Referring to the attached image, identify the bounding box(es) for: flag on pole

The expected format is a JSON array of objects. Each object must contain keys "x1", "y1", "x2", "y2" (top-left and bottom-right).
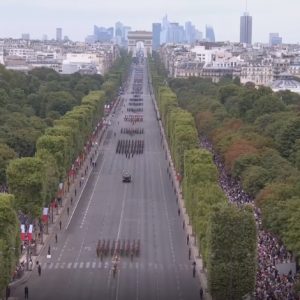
[
  {"x1": 28, "y1": 224, "x2": 33, "y2": 241},
  {"x1": 42, "y1": 207, "x2": 49, "y2": 223},
  {"x1": 20, "y1": 224, "x2": 25, "y2": 241}
]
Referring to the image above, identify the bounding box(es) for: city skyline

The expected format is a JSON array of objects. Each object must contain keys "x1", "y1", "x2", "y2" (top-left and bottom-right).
[{"x1": 0, "y1": 0, "x2": 299, "y2": 43}]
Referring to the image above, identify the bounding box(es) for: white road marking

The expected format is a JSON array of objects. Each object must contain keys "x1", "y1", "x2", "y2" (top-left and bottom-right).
[{"x1": 74, "y1": 239, "x2": 85, "y2": 263}]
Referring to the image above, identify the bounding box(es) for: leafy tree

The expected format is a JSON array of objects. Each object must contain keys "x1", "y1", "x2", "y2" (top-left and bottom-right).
[
  {"x1": 224, "y1": 139, "x2": 258, "y2": 172},
  {"x1": 0, "y1": 88, "x2": 9, "y2": 106},
  {"x1": 251, "y1": 95, "x2": 285, "y2": 120},
  {"x1": 29, "y1": 67, "x2": 58, "y2": 81},
  {"x1": 277, "y1": 90, "x2": 300, "y2": 106},
  {"x1": 36, "y1": 135, "x2": 68, "y2": 180},
  {"x1": 10, "y1": 88, "x2": 26, "y2": 104},
  {"x1": 232, "y1": 153, "x2": 261, "y2": 179},
  {"x1": 0, "y1": 143, "x2": 17, "y2": 185},
  {"x1": 35, "y1": 149, "x2": 59, "y2": 205},
  {"x1": 0, "y1": 194, "x2": 20, "y2": 294},
  {"x1": 207, "y1": 205, "x2": 256, "y2": 300},
  {"x1": 218, "y1": 84, "x2": 240, "y2": 104},
  {"x1": 45, "y1": 91, "x2": 77, "y2": 116},
  {"x1": 6, "y1": 157, "x2": 46, "y2": 216},
  {"x1": 276, "y1": 117, "x2": 300, "y2": 159},
  {"x1": 26, "y1": 93, "x2": 41, "y2": 115},
  {"x1": 241, "y1": 166, "x2": 270, "y2": 196},
  {"x1": 75, "y1": 76, "x2": 103, "y2": 95}
]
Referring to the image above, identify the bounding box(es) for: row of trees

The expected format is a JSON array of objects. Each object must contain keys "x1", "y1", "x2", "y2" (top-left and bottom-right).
[
  {"x1": 0, "y1": 52, "x2": 130, "y2": 292},
  {"x1": 169, "y1": 75, "x2": 300, "y2": 263},
  {"x1": 150, "y1": 58, "x2": 257, "y2": 299},
  {"x1": 156, "y1": 86, "x2": 198, "y2": 174}
]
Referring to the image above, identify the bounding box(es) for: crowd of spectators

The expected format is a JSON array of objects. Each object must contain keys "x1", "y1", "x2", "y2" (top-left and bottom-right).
[
  {"x1": 12, "y1": 262, "x2": 25, "y2": 280},
  {"x1": 201, "y1": 138, "x2": 299, "y2": 299}
]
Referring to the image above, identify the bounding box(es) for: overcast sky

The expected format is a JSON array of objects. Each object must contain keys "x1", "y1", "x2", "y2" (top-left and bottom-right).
[{"x1": 0, "y1": 0, "x2": 299, "y2": 43}]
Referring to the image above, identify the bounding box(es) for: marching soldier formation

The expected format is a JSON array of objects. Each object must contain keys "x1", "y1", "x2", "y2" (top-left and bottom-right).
[
  {"x1": 116, "y1": 139, "x2": 144, "y2": 157},
  {"x1": 121, "y1": 128, "x2": 144, "y2": 135},
  {"x1": 97, "y1": 60, "x2": 145, "y2": 279}
]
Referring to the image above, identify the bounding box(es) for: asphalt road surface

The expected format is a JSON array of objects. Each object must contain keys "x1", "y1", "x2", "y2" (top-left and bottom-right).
[{"x1": 12, "y1": 59, "x2": 200, "y2": 300}]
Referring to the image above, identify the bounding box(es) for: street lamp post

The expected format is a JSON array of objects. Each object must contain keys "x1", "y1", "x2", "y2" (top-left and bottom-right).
[
  {"x1": 39, "y1": 223, "x2": 44, "y2": 245},
  {"x1": 51, "y1": 204, "x2": 54, "y2": 224},
  {"x1": 25, "y1": 238, "x2": 31, "y2": 271}
]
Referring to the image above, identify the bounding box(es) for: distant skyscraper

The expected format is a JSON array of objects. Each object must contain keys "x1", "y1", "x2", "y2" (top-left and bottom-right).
[
  {"x1": 123, "y1": 26, "x2": 131, "y2": 44},
  {"x1": 185, "y1": 21, "x2": 196, "y2": 44},
  {"x1": 269, "y1": 33, "x2": 282, "y2": 46},
  {"x1": 240, "y1": 12, "x2": 252, "y2": 44},
  {"x1": 21, "y1": 33, "x2": 30, "y2": 40},
  {"x1": 115, "y1": 22, "x2": 124, "y2": 46},
  {"x1": 56, "y1": 28, "x2": 62, "y2": 42},
  {"x1": 42, "y1": 34, "x2": 48, "y2": 41},
  {"x1": 114, "y1": 22, "x2": 131, "y2": 47},
  {"x1": 93, "y1": 26, "x2": 114, "y2": 42},
  {"x1": 160, "y1": 15, "x2": 170, "y2": 44},
  {"x1": 152, "y1": 23, "x2": 161, "y2": 50},
  {"x1": 168, "y1": 23, "x2": 185, "y2": 44},
  {"x1": 205, "y1": 25, "x2": 215, "y2": 42},
  {"x1": 195, "y1": 30, "x2": 203, "y2": 42},
  {"x1": 162, "y1": 15, "x2": 169, "y2": 31},
  {"x1": 159, "y1": 15, "x2": 198, "y2": 45}
]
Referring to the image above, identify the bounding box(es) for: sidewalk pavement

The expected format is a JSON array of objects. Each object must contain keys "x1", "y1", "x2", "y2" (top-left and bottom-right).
[
  {"x1": 8, "y1": 100, "x2": 120, "y2": 291},
  {"x1": 148, "y1": 77, "x2": 212, "y2": 300}
]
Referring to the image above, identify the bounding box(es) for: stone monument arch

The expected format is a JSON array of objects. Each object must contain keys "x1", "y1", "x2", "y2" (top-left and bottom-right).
[{"x1": 127, "y1": 31, "x2": 153, "y2": 57}]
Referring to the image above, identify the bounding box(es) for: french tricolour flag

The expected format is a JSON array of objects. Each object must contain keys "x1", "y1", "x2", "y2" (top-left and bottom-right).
[
  {"x1": 27, "y1": 224, "x2": 33, "y2": 241},
  {"x1": 20, "y1": 224, "x2": 25, "y2": 241},
  {"x1": 42, "y1": 207, "x2": 49, "y2": 223}
]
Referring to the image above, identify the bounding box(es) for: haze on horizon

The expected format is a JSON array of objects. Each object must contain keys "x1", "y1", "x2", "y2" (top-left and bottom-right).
[{"x1": 0, "y1": 0, "x2": 299, "y2": 43}]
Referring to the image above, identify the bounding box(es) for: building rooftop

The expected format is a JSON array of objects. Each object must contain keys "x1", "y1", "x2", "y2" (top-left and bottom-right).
[{"x1": 271, "y1": 79, "x2": 300, "y2": 94}]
